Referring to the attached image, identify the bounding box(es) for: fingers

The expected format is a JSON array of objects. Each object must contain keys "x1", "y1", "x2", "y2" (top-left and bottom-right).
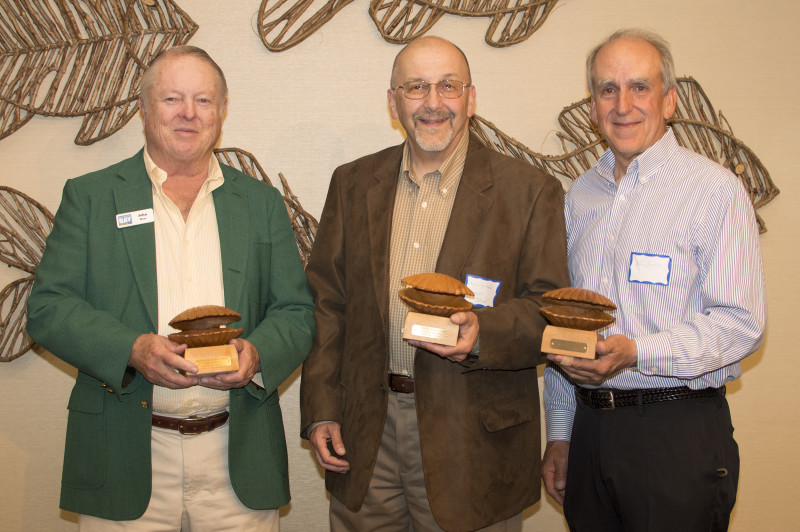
[
  {"x1": 129, "y1": 334, "x2": 198, "y2": 388},
  {"x1": 310, "y1": 423, "x2": 350, "y2": 473},
  {"x1": 200, "y1": 338, "x2": 259, "y2": 390}
]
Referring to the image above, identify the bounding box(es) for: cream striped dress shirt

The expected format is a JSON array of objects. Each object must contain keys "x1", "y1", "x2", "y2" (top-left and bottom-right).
[
  {"x1": 388, "y1": 132, "x2": 469, "y2": 377},
  {"x1": 144, "y1": 148, "x2": 230, "y2": 416}
]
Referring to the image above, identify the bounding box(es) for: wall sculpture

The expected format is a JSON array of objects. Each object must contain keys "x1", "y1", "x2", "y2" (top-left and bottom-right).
[
  {"x1": 259, "y1": 0, "x2": 562, "y2": 51},
  {"x1": 0, "y1": 0, "x2": 197, "y2": 145}
]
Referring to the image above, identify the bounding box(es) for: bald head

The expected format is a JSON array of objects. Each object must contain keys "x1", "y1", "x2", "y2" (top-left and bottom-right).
[{"x1": 390, "y1": 36, "x2": 472, "y2": 89}]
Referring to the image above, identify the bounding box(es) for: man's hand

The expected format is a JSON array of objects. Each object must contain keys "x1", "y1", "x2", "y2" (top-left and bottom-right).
[
  {"x1": 542, "y1": 440, "x2": 570, "y2": 506},
  {"x1": 547, "y1": 334, "x2": 637, "y2": 386},
  {"x1": 129, "y1": 333, "x2": 198, "y2": 388},
  {"x1": 309, "y1": 422, "x2": 351, "y2": 473},
  {"x1": 407, "y1": 311, "x2": 478, "y2": 363},
  {"x1": 200, "y1": 338, "x2": 261, "y2": 390}
]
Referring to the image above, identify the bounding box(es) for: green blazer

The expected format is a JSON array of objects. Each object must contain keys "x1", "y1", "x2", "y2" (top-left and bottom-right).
[{"x1": 27, "y1": 150, "x2": 315, "y2": 520}]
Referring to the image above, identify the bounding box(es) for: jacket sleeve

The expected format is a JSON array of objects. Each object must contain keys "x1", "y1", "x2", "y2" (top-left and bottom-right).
[
  {"x1": 470, "y1": 174, "x2": 570, "y2": 371},
  {"x1": 26, "y1": 178, "x2": 142, "y2": 392}
]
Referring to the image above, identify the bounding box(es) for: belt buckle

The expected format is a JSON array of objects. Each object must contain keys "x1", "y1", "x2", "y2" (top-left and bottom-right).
[
  {"x1": 597, "y1": 390, "x2": 615, "y2": 410},
  {"x1": 178, "y1": 416, "x2": 203, "y2": 435}
]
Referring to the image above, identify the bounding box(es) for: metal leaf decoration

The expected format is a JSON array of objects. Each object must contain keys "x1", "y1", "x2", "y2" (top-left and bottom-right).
[
  {"x1": 0, "y1": 187, "x2": 54, "y2": 361},
  {"x1": 257, "y1": 0, "x2": 561, "y2": 51},
  {"x1": 0, "y1": 0, "x2": 198, "y2": 145},
  {"x1": 0, "y1": 151, "x2": 318, "y2": 361},
  {"x1": 470, "y1": 76, "x2": 779, "y2": 232}
]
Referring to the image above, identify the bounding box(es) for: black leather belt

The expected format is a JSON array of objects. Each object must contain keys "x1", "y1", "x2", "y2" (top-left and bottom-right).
[
  {"x1": 576, "y1": 386, "x2": 724, "y2": 410},
  {"x1": 389, "y1": 374, "x2": 415, "y2": 394},
  {"x1": 152, "y1": 411, "x2": 229, "y2": 435}
]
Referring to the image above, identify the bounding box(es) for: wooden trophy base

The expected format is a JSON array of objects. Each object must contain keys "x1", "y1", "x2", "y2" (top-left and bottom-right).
[
  {"x1": 541, "y1": 325, "x2": 597, "y2": 362},
  {"x1": 184, "y1": 344, "x2": 239, "y2": 376},
  {"x1": 403, "y1": 312, "x2": 458, "y2": 347}
]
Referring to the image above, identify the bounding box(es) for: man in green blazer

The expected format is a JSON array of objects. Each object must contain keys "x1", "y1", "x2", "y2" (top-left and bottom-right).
[
  {"x1": 301, "y1": 37, "x2": 569, "y2": 531},
  {"x1": 27, "y1": 46, "x2": 314, "y2": 530}
]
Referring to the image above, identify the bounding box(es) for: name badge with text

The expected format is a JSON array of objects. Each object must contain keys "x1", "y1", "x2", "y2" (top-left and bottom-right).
[{"x1": 116, "y1": 208, "x2": 154, "y2": 229}]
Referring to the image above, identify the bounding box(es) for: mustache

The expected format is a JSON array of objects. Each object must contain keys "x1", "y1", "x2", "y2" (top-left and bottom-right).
[{"x1": 413, "y1": 110, "x2": 455, "y2": 122}]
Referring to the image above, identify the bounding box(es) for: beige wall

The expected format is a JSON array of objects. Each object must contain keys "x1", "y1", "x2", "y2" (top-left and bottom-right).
[{"x1": 1, "y1": 1, "x2": 797, "y2": 530}]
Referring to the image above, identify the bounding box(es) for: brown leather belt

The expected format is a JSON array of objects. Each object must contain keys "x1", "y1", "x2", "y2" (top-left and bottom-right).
[
  {"x1": 389, "y1": 374, "x2": 415, "y2": 394},
  {"x1": 152, "y1": 411, "x2": 229, "y2": 435},
  {"x1": 576, "y1": 386, "x2": 724, "y2": 410}
]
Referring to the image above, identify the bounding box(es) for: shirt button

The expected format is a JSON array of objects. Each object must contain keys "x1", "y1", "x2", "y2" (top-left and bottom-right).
[
  {"x1": 413, "y1": 242, "x2": 420, "y2": 249},
  {"x1": 602, "y1": 277, "x2": 609, "y2": 284},
  {"x1": 609, "y1": 235, "x2": 615, "y2": 242},
  {"x1": 421, "y1": 202, "x2": 428, "y2": 209},
  {"x1": 441, "y1": 188, "x2": 448, "y2": 195},
  {"x1": 651, "y1": 367, "x2": 659, "y2": 373}
]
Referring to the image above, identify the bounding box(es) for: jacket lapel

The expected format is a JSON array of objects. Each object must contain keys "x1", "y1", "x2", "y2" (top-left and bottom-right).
[
  {"x1": 436, "y1": 135, "x2": 494, "y2": 277},
  {"x1": 113, "y1": 151, "x2": 158, "y2": 331},
  {"x1": 366, "y1": 144, "x2": 403, "y2": 331},
  {"x1": 214, "y1": 168, "x2": 248, "y2": 312}
]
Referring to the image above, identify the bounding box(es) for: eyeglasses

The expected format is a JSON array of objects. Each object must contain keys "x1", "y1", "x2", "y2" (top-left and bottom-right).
[{"x1": 394, "y1": 80, "x2": 471, "y2": 100}]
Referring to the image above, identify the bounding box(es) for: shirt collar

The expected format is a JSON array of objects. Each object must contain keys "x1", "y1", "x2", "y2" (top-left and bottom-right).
[
  {"x1": 400, "y1": 130, "x2": 470, "y2": 196},
  {"x1": 143, "y1": 146, "x2": 225, "y2": 195},
  {"x1": 594, "y1": 127, "x2": 677, "y2": 185}
]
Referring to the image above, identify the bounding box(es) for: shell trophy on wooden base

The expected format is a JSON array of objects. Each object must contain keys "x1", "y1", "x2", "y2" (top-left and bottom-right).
[
  {"x1": 168, "y1": 305, "x2": 243, "y2": 375},
  {"x1": 399, "y1": 272, "x2": 473, "y2": 346},
  {"x1": 539, "y1": 287, "x2": 616, "y2": 366}
]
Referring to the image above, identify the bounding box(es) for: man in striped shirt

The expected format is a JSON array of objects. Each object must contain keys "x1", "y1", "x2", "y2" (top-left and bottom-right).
[{"x1": 542, "y1": 29, "x2": 766, "y2": 532}]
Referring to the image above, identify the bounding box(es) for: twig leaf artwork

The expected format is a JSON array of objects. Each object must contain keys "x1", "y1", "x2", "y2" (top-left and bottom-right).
[
  {"x1": 259, "y1": 0, "x2": 357, "y2": 52},
  {"x1": 0, "y1": 0, "x2": 198, "y2": 145},
  {"x1": 257, "y1": 0, "x2": 561, "y2": 51},
  {"x1": 0, "y1": 152, "x2": 317, "y2": 362},
  {"x1": 470, "y1": 77, "x2": 779, "y2": 232},
  {"x1": 0, "y1": 187, "x2": 54, "y2": 361}
]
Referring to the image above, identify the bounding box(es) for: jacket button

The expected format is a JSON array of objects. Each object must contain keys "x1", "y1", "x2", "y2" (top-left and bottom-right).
[
  {"x1": 141, "y1": 401, "x2": 149, "y2": 409},
  {"x1": 100, "y1": 383, "x2": 108, "y2": 388},
  {"x1": 106, "y1": 388, "x2": 115, "y2": 394}
]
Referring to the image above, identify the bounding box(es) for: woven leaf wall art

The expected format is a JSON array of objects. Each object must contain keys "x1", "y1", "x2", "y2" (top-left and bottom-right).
[
  {"x1": 0, "y1": 0, "x2": 198, "y2": 145},
  {"x1": 0, "y1": 150, "x2": 317, "y2": 362},
  {"x1": 258, "y1": 0, "x2": 561, "y2": 52},
  {"x1": 470, "y1": 77, "x2": 779, "y2": 233}
]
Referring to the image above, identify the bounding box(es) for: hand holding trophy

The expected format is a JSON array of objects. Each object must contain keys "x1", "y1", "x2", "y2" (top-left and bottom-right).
[{"x1": 540, "y1": 288, "x2": 616, "y2": 366}]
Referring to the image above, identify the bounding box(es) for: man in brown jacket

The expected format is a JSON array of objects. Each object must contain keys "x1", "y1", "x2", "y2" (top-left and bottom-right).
[{"x1": 301, "y1": 36, "x2": 569, "y2": 531}]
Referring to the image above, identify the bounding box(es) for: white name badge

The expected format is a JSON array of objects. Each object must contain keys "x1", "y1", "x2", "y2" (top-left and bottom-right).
[
  {"x1": 464, "y1": 274, "x2": 501, "y2": 308},
  {"x1": 116, "y1": 208, "x2": 154, "y2": 229},
  {"x1": 628, "y1": 252, "x2": 671, "y2": 286}
]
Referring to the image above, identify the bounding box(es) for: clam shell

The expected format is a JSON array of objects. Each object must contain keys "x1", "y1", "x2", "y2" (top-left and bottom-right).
[
  {"x1": 399, "y1": 287, "x2": 473, "y2": 317},
  {"x1": 542, "y1": 287, "x2": 616, "y2": 311},
  {"x1": 168, "y1": 327, "x2": 243, "y2": 348},
  {"x1": 401, "y1": 273, "x2": 474, "y2": 297},
  {"x1": 169, "y1": 305, "x2": 241, "y2": 331},
  {"x1": 540, "y1": 305, "x2": 615, "y2": 331}
]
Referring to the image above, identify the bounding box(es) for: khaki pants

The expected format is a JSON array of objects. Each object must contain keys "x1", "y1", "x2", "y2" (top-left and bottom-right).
[
  {"x1": 330, "y1": 392, "x2": 522, "y2": 532},
  {"x1": 79, "y1": 422, "x2": 279, "y2": 532}
]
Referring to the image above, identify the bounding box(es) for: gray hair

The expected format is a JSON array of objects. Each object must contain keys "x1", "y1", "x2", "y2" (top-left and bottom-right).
[
  {"x1": 586, "y1": 29, "x2": 676, "y2": 98},
  {"x1": 139, "y1": 45, "x2": 228, "y2": 105}
]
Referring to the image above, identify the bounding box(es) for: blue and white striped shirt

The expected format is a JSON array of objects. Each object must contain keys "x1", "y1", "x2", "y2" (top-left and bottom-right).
[{"x1": 544, "y1": 128, "x2": 767, "y2": 441}]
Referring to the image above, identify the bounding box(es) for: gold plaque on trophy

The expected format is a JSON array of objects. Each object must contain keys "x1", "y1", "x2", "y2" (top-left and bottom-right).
[
  {"x1": 399, "y1": 273, "x2": 474, "y2": 347},
  {"x1": 539, "y1": 288, "x2": 616, "y2": 365},
  {"x1": 168, "y1": 305, "x2": 242, "y2": 375}
]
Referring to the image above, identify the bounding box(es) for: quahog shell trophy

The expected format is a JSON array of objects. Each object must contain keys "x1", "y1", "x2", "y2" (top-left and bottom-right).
[
  {"x1": 168, "y1": 305, "x2": 242, "y2": 375},
  {"x1": 399, "y1": 273, "x2": 474, "y2": 347},
  {"x1": 540, "y1": 287, "x2": 617, "y2": 366}
]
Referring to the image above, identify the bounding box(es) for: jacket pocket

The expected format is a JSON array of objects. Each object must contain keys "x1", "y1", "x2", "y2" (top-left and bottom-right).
[
  {"x1": 62, "y1": 378, "x2": 106, "y2": 489},
  {"x1": 479, "y1": 396, "x2": 538, "y2": 432}
]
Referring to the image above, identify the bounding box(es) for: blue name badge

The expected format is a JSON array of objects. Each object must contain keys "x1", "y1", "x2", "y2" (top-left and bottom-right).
[{"x1": 628, "y1": 252, "x2": 671, "y2": 286}]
